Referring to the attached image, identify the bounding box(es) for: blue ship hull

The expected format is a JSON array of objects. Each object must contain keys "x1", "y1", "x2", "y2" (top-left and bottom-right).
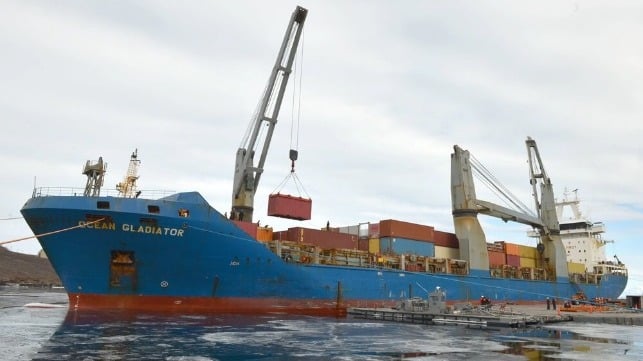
[{"x1": 21, "y1": 191, "x2": 627, "y2": 315}]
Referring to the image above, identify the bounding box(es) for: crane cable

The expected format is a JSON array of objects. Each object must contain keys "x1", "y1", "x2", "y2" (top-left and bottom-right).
[
  {"x1": 470, "y1": 153, "x2": 535, "y2": 217},
  {"x1": 289, "y1": 29, "x2": 304, "y2": 155},
  {"x1": 0, "y1": 218, "x2": 105, "y2": 246},
  {"x1": 272, "y1": 29, "x2": 309, "y2": 199}
]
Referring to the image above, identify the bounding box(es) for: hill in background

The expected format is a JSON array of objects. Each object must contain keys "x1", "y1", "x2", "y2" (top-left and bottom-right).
[{"x1": 0, "y1": 246, "x2": 61, "y2": 286}]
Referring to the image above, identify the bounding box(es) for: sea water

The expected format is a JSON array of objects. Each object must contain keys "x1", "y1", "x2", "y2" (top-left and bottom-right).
[{"x1": 1, "y1": 287, "x2": 641, "y2": 360}]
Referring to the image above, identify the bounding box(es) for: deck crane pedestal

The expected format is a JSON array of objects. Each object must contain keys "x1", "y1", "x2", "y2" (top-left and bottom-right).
[
  {"x1": 230, "y1": 6, "x2": 307, "y2": 222},
  {"x1": 450, "y1": 137, "x2": 568, "y2": 281}
]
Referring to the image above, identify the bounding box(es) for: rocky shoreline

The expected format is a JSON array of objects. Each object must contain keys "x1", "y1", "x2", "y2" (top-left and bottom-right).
[{"x1": 0, "y1": 246, "x2": 61, "y2": 287}]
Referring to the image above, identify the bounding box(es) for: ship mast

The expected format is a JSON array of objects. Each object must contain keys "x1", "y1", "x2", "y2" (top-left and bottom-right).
[{"x1": 116, "y1": 149, "x2": 141, "y2": 198}]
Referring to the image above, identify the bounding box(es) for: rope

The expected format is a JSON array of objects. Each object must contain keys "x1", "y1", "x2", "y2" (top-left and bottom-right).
[
  {"x1": 270, "y1": 170, "x2": 311, "y2": 199},
  {"x1": 0, "y1": 218, "x2": 104, "y2": 246},
  {"x1": 0, "y1": 217, "x2": 23, "y2": 221}
]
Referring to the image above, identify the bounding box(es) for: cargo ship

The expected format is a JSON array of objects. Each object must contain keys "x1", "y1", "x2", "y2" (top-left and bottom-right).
[{"x1": 20, "y1": 6, "x2": 627, "y2": 315}]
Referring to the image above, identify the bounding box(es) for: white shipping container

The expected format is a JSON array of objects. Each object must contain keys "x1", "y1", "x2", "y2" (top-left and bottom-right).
[{"x1": 434, "y1": 245, "x2": 459, "y2": 259}]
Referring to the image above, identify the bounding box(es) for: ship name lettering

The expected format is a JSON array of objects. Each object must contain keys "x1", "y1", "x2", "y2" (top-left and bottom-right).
[
  {"x1": 121, "y1": 224, "x2": 184, "y2": 237},
  {"x1": 78, "y1": 220, "x2": 116, "y2": 231}
]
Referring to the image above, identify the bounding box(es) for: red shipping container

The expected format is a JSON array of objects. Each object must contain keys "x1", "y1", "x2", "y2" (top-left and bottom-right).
[
  {"x1": 272, "y1": 230, "x2": 285, "y2": 240},
  {"x1": 433, "y1": 230, "x2": 459, "y2": 248},
  {"x1": 506, "y1": 254, "x2": 521, "y2": 267},
  {"x1": 357, "y1": 238, "x2": 369, "y2": 251},
  {"x1": 231, "y1": 220, "x2": 258, "y2": 239},
  {"x1": 283, "y1": 227, "x2": 357, "y2": 249},
  {"x1": 379, "y1": 219, "x2": 434, "y2": 242},
  {"x1": 267, "y1": 193, "x2": 312, "y2": 220},
  {"x1": 368, "y1": 223, "x2": 380, "y2": 238}
]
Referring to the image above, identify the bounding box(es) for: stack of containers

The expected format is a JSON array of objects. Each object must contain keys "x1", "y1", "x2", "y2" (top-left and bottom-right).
[
  {"x1": 518, "y1": 244, "x2": 537, "y2": 268},
  {"x1": 368, "y1": 223, "x2": 380, "y2": 254},
  {"x1": 434, "y1": 230, "x2": 460, "y2": 259},
  {"x1": 505, "y1": 243, "x2": 521, "y2": 267},
  {"x1": 379, "y1": 219, "x2": 435, "y2": 257},
  {"x1": 487, "y1": 241, "x2": 506, "y2": 267},
  {"x1": 272, "y1": 227, "x2": 357, "y2": 249}
]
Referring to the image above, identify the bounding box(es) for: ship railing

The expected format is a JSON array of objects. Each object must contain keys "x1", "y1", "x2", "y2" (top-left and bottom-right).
[{"x1": 31, "y1": 187, "x2": 176, "y2": 199}]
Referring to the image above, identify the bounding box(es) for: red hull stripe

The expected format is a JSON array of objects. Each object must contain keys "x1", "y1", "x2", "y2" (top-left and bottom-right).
[
  {"x1": 67, "y1": 293, "x2": 402, "y2": 316},
  {"x1": 66, "y1": 293, "x2": 549, "y2": 316}
]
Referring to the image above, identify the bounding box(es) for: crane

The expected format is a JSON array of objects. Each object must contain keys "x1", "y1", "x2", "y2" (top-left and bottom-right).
[
  {"x1": 525, "y1": 137, "x2": 568, "y2": 280},
  {"x1": 451, "y1": 137, "x2": 568, "y2": 280},
  {"x1": 230, "y1": 6, "x2": 308, "y2": 222}
]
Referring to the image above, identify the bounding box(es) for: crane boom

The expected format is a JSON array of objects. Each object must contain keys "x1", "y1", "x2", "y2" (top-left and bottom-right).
[
  {"x1": 231, "y1": 6, "x2": 308, "y2": 222},
  {"x1": 526, "y1": 136, "x2": 558, "y2": 235}
]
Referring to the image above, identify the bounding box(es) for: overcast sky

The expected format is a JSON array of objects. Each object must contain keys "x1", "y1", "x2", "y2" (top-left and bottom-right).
[{"x1": 1, "y1": 1, "x2": 642, "y2": 297}]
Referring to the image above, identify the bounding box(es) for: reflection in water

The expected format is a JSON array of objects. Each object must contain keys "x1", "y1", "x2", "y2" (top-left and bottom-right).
[
  {"x1": 494, "y1": 326, "x2": 637, "y2": 361},
  {"x1": 26, "y1": 309, "x2": 642, "y2": 361}
]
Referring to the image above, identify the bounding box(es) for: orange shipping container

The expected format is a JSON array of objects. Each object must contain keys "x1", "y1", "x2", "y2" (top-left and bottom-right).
[
  {"x1": 256, "y1": 226, "x2": 273, "y2": 241},
  {"x1": 488, "y1": 250, "x2": 506, "y2": 267},
  {"x1": 379, "y1": 219, "x2": 434, "y2": 242},
  {"x1": 505, "y1": 243, "x2": 521, "y2": 256}
]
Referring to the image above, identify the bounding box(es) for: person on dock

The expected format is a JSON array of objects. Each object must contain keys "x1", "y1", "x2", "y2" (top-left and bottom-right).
[
  {"x1": 552, "y1": 298, "x2": 557, "y2": 310},
  {"x1": 480, "y1": 296, "x2": 491, "y2": 307},
  {"x1": 547, "y1": 297, "x2": 551, "y2": 310}
]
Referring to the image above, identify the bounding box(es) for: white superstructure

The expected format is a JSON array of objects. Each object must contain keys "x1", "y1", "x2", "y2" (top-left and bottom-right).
[{"x1": 555, "y1": 189, "x2": 627, "y2": 275}]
